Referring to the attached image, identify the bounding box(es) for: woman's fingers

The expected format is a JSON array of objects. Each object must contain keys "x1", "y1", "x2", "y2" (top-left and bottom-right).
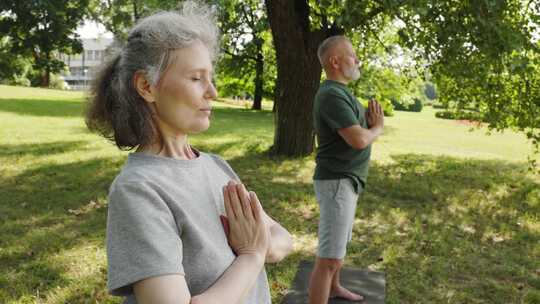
[
  {"x1": 249, "y1": 191, "x2": 263, "y2": 222},
  {"x1": 220, "y1": 215, "x2": 230, "y2": 236},
  {"x1": 226, "y1": 182, "x2": 243, "y2": 219},
  {"x1": 236, "y1": 183, "x2": 253, "y2": 221},
  {"x1": 222, "y1": 186, "x2": 236, "y2": 220}
]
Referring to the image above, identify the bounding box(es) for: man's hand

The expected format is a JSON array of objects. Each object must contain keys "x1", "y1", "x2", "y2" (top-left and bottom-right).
[{"x1": 366, "y1": 99, "x2": 384, "y2": 130}]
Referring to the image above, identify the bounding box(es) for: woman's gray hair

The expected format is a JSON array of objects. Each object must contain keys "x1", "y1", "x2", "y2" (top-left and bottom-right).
[
  {"x1": 86, "y1": 1, "x2": 219, "y2": 150},
  {"x1": 125, "y1": 1, "x2": 219, "y2": 85}
]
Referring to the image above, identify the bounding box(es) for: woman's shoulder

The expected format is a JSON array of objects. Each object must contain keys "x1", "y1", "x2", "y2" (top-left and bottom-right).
[
  {"x1": 108, "y1": 156, "x2": 164, "y2": 196},
  {"x1": 113, "y1": 160, "x2": 153, "y2": 185},
  {"x1": 201, "y1": 152, "x2": 239, "y2": 181},
  {"x1": 202, "y1": 152, "x2": 226, "y2": 165}
]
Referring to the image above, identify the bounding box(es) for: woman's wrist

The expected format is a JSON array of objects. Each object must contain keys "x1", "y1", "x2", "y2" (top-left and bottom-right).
[{"x1": 237, "y1": 251, "x2": 266, "y2": 267}]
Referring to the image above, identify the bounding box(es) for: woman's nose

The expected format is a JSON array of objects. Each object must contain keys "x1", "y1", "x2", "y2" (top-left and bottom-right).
[{"x1": 205, "y1": 81, "x2": 218, "y2": 100}]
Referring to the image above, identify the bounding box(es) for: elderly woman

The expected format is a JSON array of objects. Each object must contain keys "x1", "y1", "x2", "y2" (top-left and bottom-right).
[{"x1": 85, "y1": 2, "x2": 293, "y2": 304}]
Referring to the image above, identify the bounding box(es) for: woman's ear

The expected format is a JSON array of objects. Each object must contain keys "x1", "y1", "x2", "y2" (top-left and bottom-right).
[{"x1": 134, "y1": 71, "x2": 157, "y2": 103}]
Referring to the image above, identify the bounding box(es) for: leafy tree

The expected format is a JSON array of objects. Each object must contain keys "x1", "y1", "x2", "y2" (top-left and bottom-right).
[
  {"x1": 0, "y1": 0, "x2": 89, "y2": 87},
  {"x1": 0, "y1": 37, "x2": 32, "y2": 86},
  {"x1": 265, "y1": 0, "x2": 540, "y2": 157},
  {"x1": 217, "y1": 0, "x2": 271, "y2": 110},
  {"x1": 91, "y1": 0, "x2": 275, "y2": 110},
  {"x1": 88, "y1": 0, "x2": 180, "y2": 40}
]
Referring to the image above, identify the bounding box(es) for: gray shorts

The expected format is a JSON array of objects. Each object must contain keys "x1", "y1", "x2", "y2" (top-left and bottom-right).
[{"x1": 314, "y1": 178, "x2": 361, "y2": 259}]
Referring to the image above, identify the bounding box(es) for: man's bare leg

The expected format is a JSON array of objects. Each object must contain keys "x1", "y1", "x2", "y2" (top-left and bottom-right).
[
  {"x1": 330, "y1": 265, "x2": 364, "y2": 301},
  {"x1": 308, "y1": 257, "x2": 341, "y2": 304}
]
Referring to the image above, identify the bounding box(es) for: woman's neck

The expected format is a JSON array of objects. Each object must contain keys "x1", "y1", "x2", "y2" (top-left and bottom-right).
[{"x1": 138, "y1": 133, "x2": 197, "y2": 160}]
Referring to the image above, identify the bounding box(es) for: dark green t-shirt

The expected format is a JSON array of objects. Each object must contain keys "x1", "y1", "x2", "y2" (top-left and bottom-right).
[{"x1": 313, "y1": 80, "x2": 371, "y2": 192}]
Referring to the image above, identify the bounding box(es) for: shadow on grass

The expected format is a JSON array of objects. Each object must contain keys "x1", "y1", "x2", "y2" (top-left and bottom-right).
[
  {"x1": 0, "y1": 155, "x2": 125, "y2": 302},
  {"x1": 2, "y1": 139, "x2": 538, "y2": 303},
  {"x1": 349, "y1": 154, "x2": 539, "y2": 303},
  {"x1": 0, "y1": 141, "x2": 88, "y2": 157},
  {"x1": 196, "y1": 148, "x2": 540, "y2": 304},
  {"x1": 0, "y1": 98, "x2": 85, "y2": 118}
]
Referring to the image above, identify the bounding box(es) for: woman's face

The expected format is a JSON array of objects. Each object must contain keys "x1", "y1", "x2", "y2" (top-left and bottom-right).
[{"x1": 152, "y1": 40, "x2": 217, "y2": 136}]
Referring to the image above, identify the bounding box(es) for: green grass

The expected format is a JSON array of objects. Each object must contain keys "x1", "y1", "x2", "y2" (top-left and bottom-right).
[{"x1": 0, "y1": 84, "x2": 539, "y2": 303}]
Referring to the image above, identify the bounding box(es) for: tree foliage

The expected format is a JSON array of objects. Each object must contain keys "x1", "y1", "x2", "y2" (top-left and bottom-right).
[
  {"x1": 0, "y1": 0, "x2": 89, "y2": 87},
  {"x1": 266, "y1": 0, "x2": 540, "y2": 159},
  {"x1": 88, "y1": 0, "x2": 179, "y2": 40},
  {"x1": 216, "y1": 0, "x2": 273, "y2": 110},
  {"x1": 0, "y1": 37, "x2": 32, "y2": 86},
  {"x1": 89, "y1": 0, "x2": 275, "y2": 110},
  {"x1": 394, "y1": 0, "x2": 540, "y2": 157}
]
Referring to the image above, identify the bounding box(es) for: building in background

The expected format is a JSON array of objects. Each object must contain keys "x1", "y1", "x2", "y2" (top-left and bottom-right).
[{"x1": 58, "y1": 37, "x2": 113, "y2": 90}]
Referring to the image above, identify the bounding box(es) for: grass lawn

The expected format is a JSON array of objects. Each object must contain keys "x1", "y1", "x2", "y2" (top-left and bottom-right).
[{"x1": 0, "y1": 84, "x2": 539, "y2": 303}]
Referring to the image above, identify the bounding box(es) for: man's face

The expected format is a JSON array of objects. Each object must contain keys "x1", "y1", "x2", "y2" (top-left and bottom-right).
[{"x1": 338, "y1": 41, "x2": 360, "y2": 81}]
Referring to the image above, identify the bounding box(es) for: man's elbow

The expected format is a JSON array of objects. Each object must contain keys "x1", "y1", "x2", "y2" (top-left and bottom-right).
[{"x1": 351, "y1": 138, "x2": 369, "y2": 150}]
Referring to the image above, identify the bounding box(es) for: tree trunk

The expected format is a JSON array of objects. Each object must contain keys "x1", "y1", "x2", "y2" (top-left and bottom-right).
[
  {"x1": 265, "y1": 0, "x2": 340, "y2": 156},
  {"x1": 252, "y1": 38, "x2": 264, "y2": 110},
  {"x1": 42, "y1": 52, "x2": 51, "y2": 87},
  {"x1": 132, "y1": 0, "x2": 140, "y2": 21}
]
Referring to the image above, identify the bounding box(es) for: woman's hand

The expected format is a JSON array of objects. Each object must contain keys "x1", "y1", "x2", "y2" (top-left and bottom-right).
[{"x1": 221, "y1": 181, "x2": 270, "y2": 260}]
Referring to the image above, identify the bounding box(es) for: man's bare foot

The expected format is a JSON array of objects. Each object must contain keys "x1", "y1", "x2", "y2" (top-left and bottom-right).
[{"x1": 329, "y1": 285, "x2": 364, "y2": 302}]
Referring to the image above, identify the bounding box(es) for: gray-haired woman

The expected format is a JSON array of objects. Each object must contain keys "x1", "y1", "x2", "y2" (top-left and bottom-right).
[{"x1": 85, "y1": 2, "x2": 293, "y2": 303}]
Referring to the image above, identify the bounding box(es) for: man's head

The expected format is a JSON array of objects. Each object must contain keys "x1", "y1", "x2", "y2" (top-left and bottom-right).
[{"x1": 317, "y1": 36, "x2": 360, "y2": 83}]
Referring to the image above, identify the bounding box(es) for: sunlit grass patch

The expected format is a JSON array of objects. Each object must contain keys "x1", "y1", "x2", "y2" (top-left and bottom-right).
[{"x1": 0, "y1": 85, "x2": 538, "y2": 303}]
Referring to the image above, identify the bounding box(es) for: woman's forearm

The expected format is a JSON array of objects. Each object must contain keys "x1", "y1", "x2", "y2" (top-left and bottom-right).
[
  {"x1": 266, "y1": 221, "x2": 294, "y2": 263},
  {"x1": 191, "y1": 253, "x2": 265, "y2": 304}
]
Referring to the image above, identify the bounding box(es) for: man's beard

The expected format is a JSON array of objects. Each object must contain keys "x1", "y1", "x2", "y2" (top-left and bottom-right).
[
  {"x1": 343, "y1": 65, "x2": 360, "y2": 81},
  {"x1": 343, "y1": 66, "x2": 360, "y2": 81}
]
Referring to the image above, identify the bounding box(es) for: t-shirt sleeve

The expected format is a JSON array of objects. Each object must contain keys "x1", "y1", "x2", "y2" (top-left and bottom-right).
[
  {"x1": 319, "y1": 92, "x2": 359, "y2": 131},
  {"x1": 106, "y1": 181, "x2": 184, "y2": 296}
]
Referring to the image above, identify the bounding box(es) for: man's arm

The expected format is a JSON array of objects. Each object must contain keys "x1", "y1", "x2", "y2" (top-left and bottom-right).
[{"x1": 338, "y1": 99, "x2": 384, "y2": 150}]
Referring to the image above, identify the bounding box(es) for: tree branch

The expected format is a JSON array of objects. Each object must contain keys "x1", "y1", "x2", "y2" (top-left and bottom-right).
[
  {"x1": 221, "y1": 47, "x2": 257, "y2": 62},
  {"x1": 367, "y1": 27, "x2": 392, "y2": 54}
]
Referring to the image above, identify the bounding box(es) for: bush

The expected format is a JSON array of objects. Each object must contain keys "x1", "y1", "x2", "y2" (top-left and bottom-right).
[
  {"x1": 7, "y1": 75, "x2": 31, "y2": 87},
  {"x1": 49, "y1": 74, "x2": 69, "y2": 90},
  {"x1": 381, "y1": 99, "x2": 394, "y2": 117},
  {"x1": 435, "y1": 111, "x2": 454, "y2": 119},
  {"x1": 435, "y1": 110, "x2": 483, "y2": 122},
  {"x1": 391, "y1": 98, "x2": 408, "y2": 111},
  {"x1": 432, "y1": 102, "x2": 447, "y2": 109},
  {"x1": 391, "y1": 97, "x2": 423, "y2": 112},
  {"x1": 409, "y1": 98, "x2": 423, "y2": 112}
]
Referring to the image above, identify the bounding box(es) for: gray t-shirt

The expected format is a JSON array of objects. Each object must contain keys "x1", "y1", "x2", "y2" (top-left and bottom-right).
[{"x1": 106, "y1": 151, "x2": 271, "y2": 304}]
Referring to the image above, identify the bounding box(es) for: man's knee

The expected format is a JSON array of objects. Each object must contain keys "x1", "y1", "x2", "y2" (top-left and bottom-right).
[{"x1": 315, "y1": 257, "x2": 342, "y2": 274}]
